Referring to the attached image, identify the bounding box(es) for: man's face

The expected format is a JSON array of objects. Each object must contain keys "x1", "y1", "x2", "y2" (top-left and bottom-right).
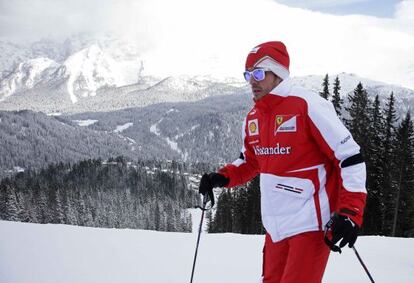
[{"x1": 247, "y1": 68, "x2": 282, "y2": 101}]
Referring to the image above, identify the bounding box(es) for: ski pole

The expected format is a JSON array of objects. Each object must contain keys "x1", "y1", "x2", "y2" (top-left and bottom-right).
[
  {"x1": 352, "y1": 246, "x2": 375, "y2": 283},
  {"x1": 190, "y1": 193, "x2": 209, "y2": 283}
]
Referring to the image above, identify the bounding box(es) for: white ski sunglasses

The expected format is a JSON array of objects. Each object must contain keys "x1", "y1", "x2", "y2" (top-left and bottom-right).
[{"x1": 243, "y1": 68, "x2": 271, "y2": 82}]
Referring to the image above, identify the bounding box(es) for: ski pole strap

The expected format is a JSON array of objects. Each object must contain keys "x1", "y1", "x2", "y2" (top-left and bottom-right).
[
  {"x1": 208, "y1": 190, "x2": 214, "y2": 207},
  {"x1": 324, "y1": 216, "x2": 342, "y2": 253},
  {"x1": 195, "y1": 191, "x2": 214, "y2": 211}
]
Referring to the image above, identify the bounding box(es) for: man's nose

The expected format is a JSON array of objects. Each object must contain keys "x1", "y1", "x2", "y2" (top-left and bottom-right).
[{"x1": 249, "y1": 76, "x2": 257, "y2": 85}]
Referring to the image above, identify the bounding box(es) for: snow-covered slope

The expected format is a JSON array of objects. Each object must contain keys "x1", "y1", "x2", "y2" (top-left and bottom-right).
[
  {"x1": 0, "y1": 220, "x2": 413, "y2": 283},
  {"x1": 0, "y1": 57, "x2": 59, "y2": 102},
  {"x1": 63, "y1": 44, "x2": 125, "y2": 103}
]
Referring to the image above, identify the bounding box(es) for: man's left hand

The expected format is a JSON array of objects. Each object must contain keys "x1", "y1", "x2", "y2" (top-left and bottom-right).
[{"x1": 324, "y1": 213, "x2": 359, "y2": 253}]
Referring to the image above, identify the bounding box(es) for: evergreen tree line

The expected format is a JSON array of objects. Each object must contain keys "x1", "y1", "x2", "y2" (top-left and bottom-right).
[
  {"x1": 0, "y1": 156, "x2": 200, "y2": 232},
  {"x1": 208, "y1": 176, "x2": 264, "y2": 234},
  {"x1": 343, "y1": 81, "x2": 414, "y2": 237},
  {"x1": 211, "y1": 75, "x2": 414, "y2": 237}
]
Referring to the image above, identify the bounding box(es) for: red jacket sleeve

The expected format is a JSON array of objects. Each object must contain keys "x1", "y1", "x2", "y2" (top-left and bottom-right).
[{"x1": 218, "y1": 119, "x2": 260, "y2": 188}]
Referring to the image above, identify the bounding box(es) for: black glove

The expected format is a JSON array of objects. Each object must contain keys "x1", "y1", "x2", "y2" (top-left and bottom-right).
[
  {"x1": 324, "y1": 213, "x2": 359, "y2": 253},
  {"x1": 198, "y1": 173, "x2": 229, "y2": 208},
  {"x1": 198, "y1": 173, "x2": 229, "y2": 195}
]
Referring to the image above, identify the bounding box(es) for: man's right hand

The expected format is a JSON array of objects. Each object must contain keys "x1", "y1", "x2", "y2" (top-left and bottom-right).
[{"x1": 198, "y1": 173, "x2": 229, "y2": 195}]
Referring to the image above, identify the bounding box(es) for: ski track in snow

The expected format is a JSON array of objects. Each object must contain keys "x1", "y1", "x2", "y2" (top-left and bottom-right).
[
  {"x1": 149, "y1": 119, "x2": 162, "y2": 136},
  {"x1": 150, "y1": 114, "x2": 184, "y2": 158},
  {"x1": 114, "y1": 122, "x2": 133, "y2": 133},
  {"x1": 1, "y1": 220, "x2": 413, "y2": 283}
]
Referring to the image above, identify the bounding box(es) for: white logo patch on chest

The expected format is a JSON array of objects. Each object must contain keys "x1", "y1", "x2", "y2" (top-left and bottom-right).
[{"x1": 274, "y1": 115, "x2": 297, "y2": 135}]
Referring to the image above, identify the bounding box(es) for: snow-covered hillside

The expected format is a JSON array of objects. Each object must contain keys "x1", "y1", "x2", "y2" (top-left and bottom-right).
[
  {"x1": 0, "y1": 57, "x2": 59, "y2": 101},
  {"x1": 1, "y1": 220, "x2": 413, "y2": 283}
]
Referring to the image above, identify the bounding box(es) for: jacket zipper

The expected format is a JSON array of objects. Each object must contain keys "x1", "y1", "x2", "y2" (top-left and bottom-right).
[{"x1": 265, "y1": 110, "x2": 274, "y2": 170}]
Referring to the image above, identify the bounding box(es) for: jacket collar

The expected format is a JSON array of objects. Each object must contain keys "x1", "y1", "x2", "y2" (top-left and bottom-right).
[
  {"x1": 269, "y1": 77, "x2": 292, "y2": 97},
  {"x1": 254, "y1": 78, "x2": 292, "y2": 112}
]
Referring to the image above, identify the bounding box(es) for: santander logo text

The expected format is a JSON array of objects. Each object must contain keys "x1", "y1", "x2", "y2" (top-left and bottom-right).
[{"x1": 253, "y1": 143, "x2": 292, "y2": 156}]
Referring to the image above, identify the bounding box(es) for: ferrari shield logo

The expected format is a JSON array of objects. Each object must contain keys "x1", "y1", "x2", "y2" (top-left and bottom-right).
[{"x1": 276, "y1": 116, "x2": 284, "y2": 125}]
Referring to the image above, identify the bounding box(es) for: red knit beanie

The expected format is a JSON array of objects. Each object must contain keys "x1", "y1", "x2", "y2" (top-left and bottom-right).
[{"x1": 245, "y1": 41, "x2": 290, "y2": 79}]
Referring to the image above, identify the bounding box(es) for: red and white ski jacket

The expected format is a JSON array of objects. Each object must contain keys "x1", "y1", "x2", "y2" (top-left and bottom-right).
[{"x1": 219, "y1": 78, "x2": 367, "y2": 242}]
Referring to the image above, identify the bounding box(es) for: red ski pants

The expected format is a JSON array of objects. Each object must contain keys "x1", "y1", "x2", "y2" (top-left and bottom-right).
[{"x1": 262, "y1": 231, "x2": 330, "y2": 283}]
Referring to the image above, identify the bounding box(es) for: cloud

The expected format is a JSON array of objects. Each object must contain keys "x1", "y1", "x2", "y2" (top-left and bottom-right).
[
  {"x1": 275, "y1": 0, "x2": 372, "y2": 9},
  {"x1": 0, "y1": 0, "x2": 117, "y2": 41},
  {"x1": 0, "y1": 0, "x2": 413, "y2": 89},
  {"x1": 395, "y1": 0, "x2": 414, "y2": 31}
]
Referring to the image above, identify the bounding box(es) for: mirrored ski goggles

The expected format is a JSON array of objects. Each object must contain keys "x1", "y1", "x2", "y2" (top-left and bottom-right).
[{"x1": 243, "y1": 68, "x2": 270, "y2": 82}]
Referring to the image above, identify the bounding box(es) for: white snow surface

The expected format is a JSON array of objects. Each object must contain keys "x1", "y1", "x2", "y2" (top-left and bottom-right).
[
  {"x1": 149, "y1": 119, "x2": 161, "y2": 136},
  {"x1": 0, "y1": 220, "x2": 413, "y2": 283},
  {"x1": 46, "y1": 112, "x2": 62, "y2": 116},
  {"x1": 12, "y1": 166, "x2": 25, "y2": 173},
  {"x1": 73, "y1": 119, "x2": 98, "y2": 127},
  {"x1": 114, "y1": 122, "x2": 133, "y2": 133}
]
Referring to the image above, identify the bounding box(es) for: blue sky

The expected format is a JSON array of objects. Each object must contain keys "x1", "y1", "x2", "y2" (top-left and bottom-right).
[{"x1": 276, "y1": 0, "x2": 400, "y2": 18}]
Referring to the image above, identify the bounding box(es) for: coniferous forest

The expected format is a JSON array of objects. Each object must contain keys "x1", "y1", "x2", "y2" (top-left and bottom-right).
[
  {"x1": 0, "y1": 157, "x2": 202, "y2": 232},
  {"x1": 210, "y1": 75, "x2": 414, "y2": 238}
]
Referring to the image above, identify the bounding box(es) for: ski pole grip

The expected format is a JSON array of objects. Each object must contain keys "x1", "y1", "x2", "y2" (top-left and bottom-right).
[{"x1": 324, "y1": 214, "x2": 342, "y2": 253}]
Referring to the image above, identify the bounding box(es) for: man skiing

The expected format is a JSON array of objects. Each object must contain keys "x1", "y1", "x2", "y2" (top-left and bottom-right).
[{"x1": 198, "y1": 41, "x2": 367, "y2": 283}]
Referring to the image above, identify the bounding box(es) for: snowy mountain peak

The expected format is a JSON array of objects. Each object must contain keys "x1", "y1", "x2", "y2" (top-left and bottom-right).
[
  {"x1": 62, "y1": 44, "x2": 124, "y2": 103},
  {"x1": 0, "y1": 57, "x2": 59, "y2": 101},
  {"x1": 0, "y1": 43, "x2": 128, "y2": 104}
]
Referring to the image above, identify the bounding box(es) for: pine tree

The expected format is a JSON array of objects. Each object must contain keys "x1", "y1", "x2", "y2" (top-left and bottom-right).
[
  {"x1": 345, "y1": 82, "x2": 371, "y2": 155},
  {"x1": 64, "y1": 194, "x2": 78, "y2": 225},
  {"x1": 52, "y1": 188, "x2": 65, "y2": 224},
  {"x1": 154, "y1": 202, "x2": 161, "y2": 231},
  {"x1": 4, "y1": 185, "x2": 20, "y2": 221},
  {"x1": 232, "y1": 187, "x2": 249, "y2": 234},
  {"x1": 209, "y1": 190, "x2": 233, "y2": 233},
  {"x1": 319, "y1": 74, "x2": 330, "y2": 100},
  {"x1": 245, "y1": 176, "x2": 264, "y2": 234},
  {"x1": 392, "y1": 112, "x2": 414, "y2": 236},
  {"x1": 362, "y1": 95, "x2": 386, "y2": 235},
  {"x1": 331, "y1": 76, "x2": 343, "y2": 117},
  {"x1": 381, "y1": 92, "x2": 399, "y2": 235},
  {"x1": 205, "y1": 209, "x2": 213, "y2": 233}
]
